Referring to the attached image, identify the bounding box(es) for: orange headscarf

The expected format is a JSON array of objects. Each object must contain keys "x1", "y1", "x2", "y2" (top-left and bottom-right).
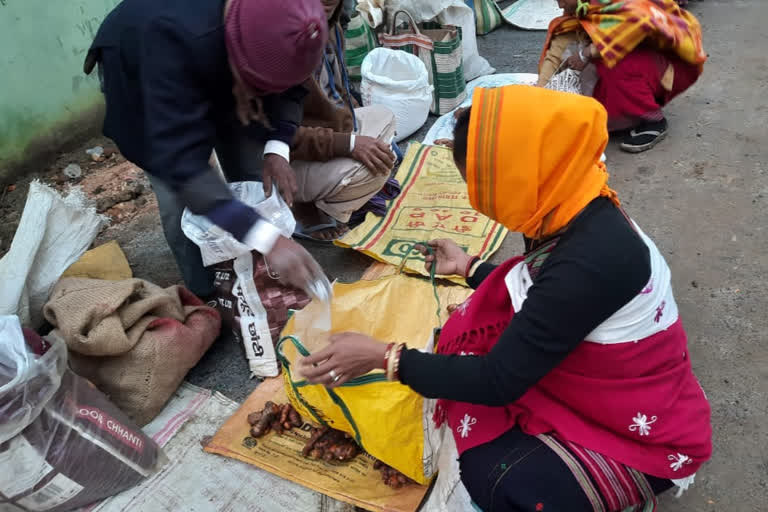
[{"x1": 466, "y1": 85, "x2": 619, "y2": 239}]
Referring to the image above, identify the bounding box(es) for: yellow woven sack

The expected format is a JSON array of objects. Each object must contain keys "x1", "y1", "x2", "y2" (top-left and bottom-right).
[{"x1": 277, "y1": 272, "x2": 471, "y2": 485}]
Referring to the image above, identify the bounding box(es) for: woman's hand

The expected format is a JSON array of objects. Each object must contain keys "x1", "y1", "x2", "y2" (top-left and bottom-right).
[
  {"x1": 564, "y1": 54, "x2": 588, "y2": 71},
  {"x1": 415, "y1": 239, "x2": 472, "y2": 277},
  {"x1": 298, "y1": 333, "x2": 388, "y2": 388}
]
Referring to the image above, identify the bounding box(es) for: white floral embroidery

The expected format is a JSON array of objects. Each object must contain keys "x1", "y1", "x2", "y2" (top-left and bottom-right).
[
  {"x1": 457, "y1": 298, "x2": 472, "y2": 316},
  {"x1": 459, "y1": 351, "x2": 476, "y2": 356},
  {"x1": 629, "y1": 412, "x2": 658, "y2": 436},
  {"x1": 457, "y1": 413, "x2": 477, "y2": 439},
  {"x1": 668, "y1": 453, "x2": 693, "y2": 472}
]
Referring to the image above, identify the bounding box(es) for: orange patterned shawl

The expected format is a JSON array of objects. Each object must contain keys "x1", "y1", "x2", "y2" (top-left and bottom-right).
[{"x1": 539, "y1": 0, "x2": 707, "y2": 70}]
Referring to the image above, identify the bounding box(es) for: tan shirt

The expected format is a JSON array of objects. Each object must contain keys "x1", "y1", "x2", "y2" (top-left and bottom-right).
[{"x1": 537, "y1": 31, "x2": 592, "y2": 87}]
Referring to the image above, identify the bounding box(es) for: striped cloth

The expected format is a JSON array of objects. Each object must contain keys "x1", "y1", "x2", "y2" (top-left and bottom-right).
[
  {"x1": 466, "y1": 0, "x2": 504, "y2": 35},
  {"x1": 380, "y1": 12, "x2": 467, "y2": 115},
  {"x1": 343, "y1": 14, "x2": 378, "y2": 81},
  {"x1": 539, "y1": 434, "x2": 660, "y2": 512}
]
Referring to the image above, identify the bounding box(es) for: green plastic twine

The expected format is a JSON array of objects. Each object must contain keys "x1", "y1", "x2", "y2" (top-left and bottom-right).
[
  {"x1": 576, "y1": 0, "x2": 590, "y2": 17},
  {"x1": 397, "y1": 243, "x2": 442, "y2": 325}
]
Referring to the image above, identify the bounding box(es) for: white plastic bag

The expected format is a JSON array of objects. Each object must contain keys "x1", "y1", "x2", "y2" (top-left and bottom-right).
[
  {"x1": 361, "y1": 48, "x2": 433, "y2": 142},
  {"x1": 181, "y1": 181, "x2": 296, "y2": 267},
  {"x1": 0, "y1": 315, "x2": 66, "y2": 444},
  {"x1": 182, "y1": 182, "x2": 328, "y2": 378},
  {"x1": 0, "y1": 318, "x2": 167, "y2": 510},
  {"x1": 0, "y1": 181, "x2": 107, "y2": 327},
  {"x1": 544, "y1": 43, "x2": 598, "y2": 97}
]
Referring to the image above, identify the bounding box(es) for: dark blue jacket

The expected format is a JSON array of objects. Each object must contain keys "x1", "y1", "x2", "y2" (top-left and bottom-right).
[{"x1": 88, "y1": 0, "x2": 306, "y2": 239}]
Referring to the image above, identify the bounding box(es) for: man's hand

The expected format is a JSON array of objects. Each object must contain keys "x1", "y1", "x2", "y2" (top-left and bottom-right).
[
  {"x1": 351, "y1": 136, "x2": 395, "y2": 176},
  {"x1": 266, "y1": 236, "x2": 325, "y2": 293},
  {"x1": 263, "y1": 154, "x2": 298, "y2": 206}
]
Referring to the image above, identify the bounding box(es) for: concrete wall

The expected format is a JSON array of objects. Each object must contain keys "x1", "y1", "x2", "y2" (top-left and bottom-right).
[{"x1": 0, "y1": 0, "x2": 121, "y2": 181}]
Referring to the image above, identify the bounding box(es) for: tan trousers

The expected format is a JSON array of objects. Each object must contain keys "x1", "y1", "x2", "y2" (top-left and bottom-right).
[{"x1": 292, "y1": 105, "x2": 396, "y2": 223}]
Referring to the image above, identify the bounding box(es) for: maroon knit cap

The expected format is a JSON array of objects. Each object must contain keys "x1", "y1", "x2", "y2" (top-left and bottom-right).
[{"x1": 225, "y1": 0, "x2": 328, "y2": 93}]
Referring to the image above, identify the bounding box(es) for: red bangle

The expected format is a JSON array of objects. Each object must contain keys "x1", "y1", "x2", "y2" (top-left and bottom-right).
[{"x1": 464, "y1": 256, "x2": 480, "y2": 278}]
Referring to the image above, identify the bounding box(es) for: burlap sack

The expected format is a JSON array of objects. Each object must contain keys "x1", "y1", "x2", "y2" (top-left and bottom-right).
[{"x1": 43, "y1": 278, "x2": 221, "y2": 425}]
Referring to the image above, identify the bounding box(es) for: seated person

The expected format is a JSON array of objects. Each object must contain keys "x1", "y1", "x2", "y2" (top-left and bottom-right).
[
  {"x1": 299, "y1": 86, "x2": 712, "y2": 510},
  {"x1": 539, "y1": 0, "x2": 706, "y2": 153},
  {"x1": 290, "y1": 0, "x2": 396, "y2": 241}
]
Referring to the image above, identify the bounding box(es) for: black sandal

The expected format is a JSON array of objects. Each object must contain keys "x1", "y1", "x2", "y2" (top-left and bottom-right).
[{"x1": 620, "y1": 118, "x2": 668, "y2": 153}]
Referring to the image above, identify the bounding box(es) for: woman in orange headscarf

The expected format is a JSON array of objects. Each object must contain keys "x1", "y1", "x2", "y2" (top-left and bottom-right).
[
  {"x1": 300, "y1": 86, "x2": 711, "y2": 511},
  {"x1": 539, "y1": 0, "x2": 706, "y2": 153}
]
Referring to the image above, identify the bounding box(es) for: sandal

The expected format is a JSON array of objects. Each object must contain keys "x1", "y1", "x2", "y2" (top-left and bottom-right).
[{"x1": 293, "y1": 218, "x2": 349, "y2": 244}]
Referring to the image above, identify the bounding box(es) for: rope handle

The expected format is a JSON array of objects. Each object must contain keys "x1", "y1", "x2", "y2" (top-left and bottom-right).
[
  {"x1": 396, "y1": 242, "x2": 442, "y2": 326},
  {"x1": 389, "y1": 10, "x2": 422, "y2": 37}
]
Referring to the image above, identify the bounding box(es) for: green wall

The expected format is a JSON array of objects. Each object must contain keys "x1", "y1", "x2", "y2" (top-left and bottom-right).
[{"x1": 0, "y1": 0, "x2": 121, "y2": 180}]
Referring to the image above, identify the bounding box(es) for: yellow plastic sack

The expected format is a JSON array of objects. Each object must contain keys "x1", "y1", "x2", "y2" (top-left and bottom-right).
[
  {"x1": 335, "y1": 143, "x2": 508, "y2": 285},
  {"x1": 277, "y1": 273, "x2": 471, "y2": 485},
  {"x1": 61, "y1": 241, "x2": 132, "y2": 281}
]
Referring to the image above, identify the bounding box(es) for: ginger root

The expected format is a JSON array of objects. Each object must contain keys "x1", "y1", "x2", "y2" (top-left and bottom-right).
[
  {"x1": 301, "y1": 426, "x2": 359, "y2": 462},
  {"x1": 246, "y1": 404, "x2": 359, "y2": 464},
  {"x1": 248, "y1": 402, "x2": 302, "y2": 438},
  {"x1": 374, "y1": 460, "x2": 415, "y2": 489}
]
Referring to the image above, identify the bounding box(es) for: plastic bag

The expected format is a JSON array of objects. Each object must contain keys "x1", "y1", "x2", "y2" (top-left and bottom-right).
[
  {"x1": 181, "y1": 181, "x2": 295, "y2": 267},
  {"x1": 210, "y1": 253, "x2": 311, "y2": 378},
  {"x1": 277, "y1": 274, "x2": 472, "y2": 485},
  {"x1": 182, "y1": 182, "x2": 327, "y2": 378},
  {"x1": 360, "y1": 48, "x2": 433, "y2": 142},
  {"x1": 0, "y1": 181, "x2": 107, "y2": 327},
  {"x1": 545, "y1": 42, "x2": 598, "y2": 97},
  {"x1": 379, "y1": 11, "x2": 467, "y2": 115},
  {"x1": 355, "y1": 0, "x2": 495, "y2": 81},
  {"x1": 0, "y1": 316, "x2": 166, "y2": 511},
  {"x1": 0, "y1": 316, "x2": 66, "y2": 444}
]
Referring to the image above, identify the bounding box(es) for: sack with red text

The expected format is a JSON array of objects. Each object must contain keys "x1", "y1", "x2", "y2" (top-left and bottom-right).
[
  {"x1": 181, "y1": 182, "x2": 311, "y2": 378},
  {"x1": 0, "y1": 316, "x2": 166, "y2": 511},
  {"x1": 210, "y1": 252, "x2": 311, "y2": 379}
]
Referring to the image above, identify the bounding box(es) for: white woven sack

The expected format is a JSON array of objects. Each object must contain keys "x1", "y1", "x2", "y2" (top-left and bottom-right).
[
  {"x1": 360, "y1": 48, "x2": 433, "y2": 142},
  {"x1": 0, "y1": 181, "x2": 107, "y2": 327}
]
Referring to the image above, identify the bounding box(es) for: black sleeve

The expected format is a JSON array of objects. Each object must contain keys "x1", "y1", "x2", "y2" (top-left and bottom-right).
[
  {"x1": 140, "y1": 17, "x2": 234, "y2": 214},
  {"x1": 399, "y1": 222, "x2": 650, "y2": 406},
  {"x1": 259, "y1": 85, "x2": 308, "y2": 145},
  {"x1": 466, "y1": 262, "x2": 497, "y2": 289}
]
